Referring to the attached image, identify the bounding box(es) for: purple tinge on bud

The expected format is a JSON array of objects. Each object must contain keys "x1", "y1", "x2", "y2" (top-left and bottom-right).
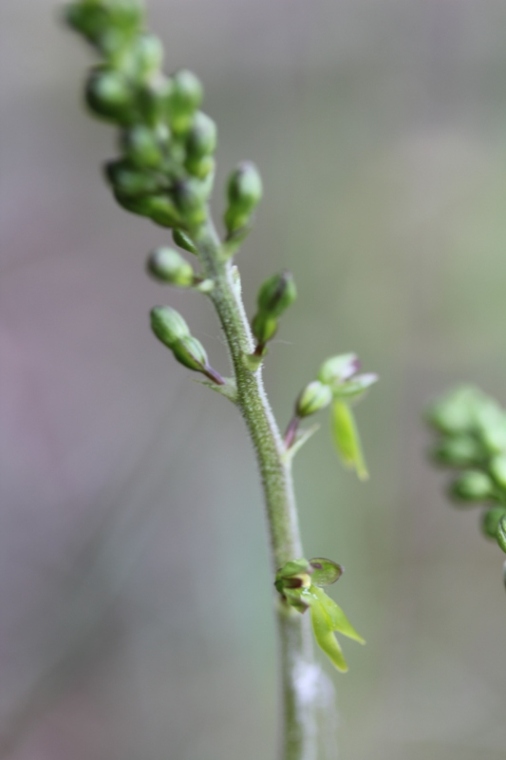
[{"x1": 318, "y1": 353, "x2": 360, "y2": 387}]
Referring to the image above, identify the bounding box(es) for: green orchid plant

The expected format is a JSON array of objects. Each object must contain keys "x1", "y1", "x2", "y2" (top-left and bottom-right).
[{"x1": 63, "y1": 1, "x2": 378, "y2": 756}]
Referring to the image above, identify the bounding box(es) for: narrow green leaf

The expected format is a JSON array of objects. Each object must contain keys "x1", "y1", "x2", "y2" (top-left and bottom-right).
[{"x1": 331, "y1": 400, "x2": 369, "y2": 480}]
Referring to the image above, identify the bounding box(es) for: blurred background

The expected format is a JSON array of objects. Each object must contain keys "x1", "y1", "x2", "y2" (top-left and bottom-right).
[{"x1": 1, "y1": 1, "x2": 506, "y2": 758}]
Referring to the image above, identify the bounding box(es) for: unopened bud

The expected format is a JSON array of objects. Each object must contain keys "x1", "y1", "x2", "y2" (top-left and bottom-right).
[
  {"x1": 168, "y1": 69, "x2": 203, "y2": 135},
  {"x1": 295, "y1": 381, "x2": 333, "y2": 418},
  {"x1": 150, "y1": 307, "x2": 223, "y2": 383},
  {"x1": 65, "y1": 1, "x2": 143, "y2": 50},
  {"x1": 137, "y1": 73, "x2": 173, "y2": 125},
  {"x1": 120, "y1": 126, "x2": 165, "y2": 169},
  {"x1": 115, "y1": 192, "x2": 180, "y2": 227},
  {"x1": 480, "y1": 421, "x2": 506, "y2": 455},
  {"x1": 186, "y1": 112, "x2": 217, "y2": 159},
  {"x1": 146, "y1": 247, "x2": 194, "y2": 286},
  {"x1": 65, "y1": 3, "x2": 105, "y2": 45},
  {"x1": 86, "y1": 67, "x2": 135, "y2": 124},
  {"x1": 146, "y1": 195, "x2": 181, "y2": 227},
  {"x1": 150, "y1": 306, "x2": 189, "y2": 347},
  {"x1": 318, "y1": 354, "x2": 360, "y2": 386},
  {"x1": 489, "y1": 454, "x2": 506, "y2": 490},
  {"x1": 426, "y1": 386, "x2": 482, "y2": 436},
  {"x1": 251, "y1": 312, "x2": 278, "y2": 347},
  {"x1": 449, "y1": 470, "x2": 493, "y2": 504},
  {"x1": 185, "y1": 114, "x2": 217, "y2": 177},
  {"x1": 431, "y1": 436, "x2": 482, "y2": 468},
  {"x1": 105, "y1": 159, "x2": 160, "y2": 197},
  {"x1": 481, "y1": 507, "x2": 506, "y2": 540},
  {"x1": 173, "y1": 180, "x2": 208, "y2": 227},
  {"x1": 130, "y1": 33, "x2": 164, "y2": 77},
  {"x1": 224, "y1": 161, "x2": 263, "y2": 234},
  {"x1": 171, "y1": 334, "x2": 210, "y2": 374},
  {"x1": 256, "y1": 271, "x2": 297, "y2": 318}
]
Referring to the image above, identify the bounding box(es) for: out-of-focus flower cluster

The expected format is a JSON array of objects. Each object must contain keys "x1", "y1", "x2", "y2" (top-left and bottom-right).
[{"x1": 427, "y1": 385, "x2": 506, "y2": 555}]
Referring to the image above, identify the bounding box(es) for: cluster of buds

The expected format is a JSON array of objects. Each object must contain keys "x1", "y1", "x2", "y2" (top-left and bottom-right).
[
  {"x1": 275, "y1": 557, "x2": 364, "y2": 672},
  {"x1": 66, "y1": 0, "x2": 217, "y2": 233},
  {"x1": 285, "y1": 353, "x2": 377, "y2": 479},
  {"x1": 426, "y1": 385, "x2": 506, "y2": 557}
]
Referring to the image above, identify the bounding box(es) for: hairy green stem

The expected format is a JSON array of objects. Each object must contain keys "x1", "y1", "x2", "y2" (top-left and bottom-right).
[{"x1": 194, "y1": 218, "x2": 319, "y2": 760}]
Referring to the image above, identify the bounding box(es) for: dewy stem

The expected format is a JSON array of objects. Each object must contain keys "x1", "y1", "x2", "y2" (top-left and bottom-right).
[{"x1": 194, "y1": 218, "x2": 319, "y2": 760}]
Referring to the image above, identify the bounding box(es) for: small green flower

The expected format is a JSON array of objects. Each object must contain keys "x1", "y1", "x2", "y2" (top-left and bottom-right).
[{"x1": 275, "y1": 557, "x2": 364, "y2": 672}]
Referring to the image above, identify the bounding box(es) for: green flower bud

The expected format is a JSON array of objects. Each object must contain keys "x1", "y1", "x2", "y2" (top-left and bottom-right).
[
  {"x1": 295, "y1": 381, "x2": 333, "y2": 418},
  {"x1": 108, "y1": 0, "x2": 144, "y2": 26},
  {"x1": 137, "y1": 73, "x2": 174, "y2": 126},
  {"x1": 105, "y1": 159, "x2": 161, "y2": 197},
  {"x1": 113, "y1": 190, "x2": 180, "y2": 227},
  {"x1": 430, "y1": 436, "x2": 482, "y2": 468},
  {"x1": 425, "y1": 386, "x2": 483, "y2": 436},
  {"x1": 173, "y1": 180, "x2": 207, "y2": 227},
  {"x1": 489, "y1": 454, "x2": 506, "y2": 490},
  {"x1": 150, "y1": 306, "x2": 190, "y2": 347},
  {"x1": 224, "y1": 162, "x2": 263, "y2": 234},
  {"x1": 185, "y1": 114, "x2": 217, "y2": 177},
  {"x1": 173, "y1": 229, "x2": 198, "y2": 254},
  {"x1": 85, "y1": 66, "x2": 135, "y2": 123},
  {"x1": 120, "y1": 126, "x2": 165, "y2": 169},
  {"x1": 171, "y1": 334, "x2": 210, "y2": 374},
  {"x1": 481, "y1": 507, "x2": 506, "y2": 540},
  {"x1": 318, "y1": 354, "x2": 360, "y2": 386},
  {"x1": 188, "y1": 156, "x2": 215, "y2": 180},
  {"x1": 130, "y1": 33, "x2": 164, "y2": 77},
  {"x1": 449, "y1": 470, "x2": 493, "y2": 504},
  {"x1": 146, "y1": 247, "x2": 194, "y2": 286},
  {"x1": 143, "y1": 195, "x2": 181, "y2": 227},
  {"x1": 65, "y1": 3, "x2": 107, "y2": 46},
  {"x1": 497, "y1": 515, "x2": 506, "y2": 553},
  {"x1": 256, "y1": 271, "x2": 297, "y2": 318},
  {"x1": 65, "y1": 1, "x2": 143, "y2": 52},
  {"x1": 150, "y1": 307, "x2": 223, "y2": 384},
  {"x1": 167, "y1": 69, "x2": 203, "y2": 135},
  {"x1": 251, "y1": 312, "x2": 278, "y2": 346},
  {"x1": 480, "y1": 421, "x2": 506, "y2": 456},
  {"x1": 186, "y1": 112, "x2": 217, "y2": 158}
]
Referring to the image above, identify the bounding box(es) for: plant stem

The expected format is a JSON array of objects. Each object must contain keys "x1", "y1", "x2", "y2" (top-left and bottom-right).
[{"x1": 194, "y1": 218, "x2": 319, "y2": 760}]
